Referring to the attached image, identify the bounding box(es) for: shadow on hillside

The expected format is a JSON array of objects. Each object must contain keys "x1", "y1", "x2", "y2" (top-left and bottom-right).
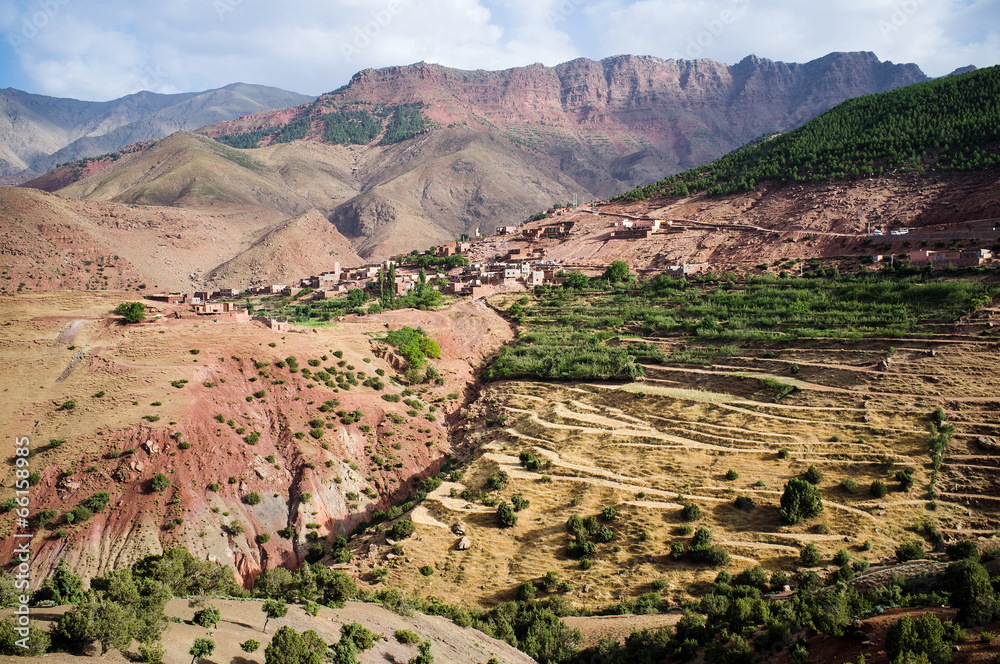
[{"x1": 221, "y1": 618, "x2": 257, "y2": 630}]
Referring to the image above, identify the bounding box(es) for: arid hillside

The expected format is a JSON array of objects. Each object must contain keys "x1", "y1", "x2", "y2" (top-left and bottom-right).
[
  {"x1": 0, "y1": 291, "x2": 513, "y2": 586},
  {"x1": 2, "y1": 598, "x2": 534, "y2": 664},
  {"x1": 463, "y1": 169, "x2": 1000, "y2": 275},
  {"x1": 0, "y1": 185, "x2": 362, "y2": 293}
]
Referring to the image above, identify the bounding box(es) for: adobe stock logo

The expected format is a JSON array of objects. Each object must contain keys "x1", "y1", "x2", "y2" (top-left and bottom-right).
[
  {"x1": 681, "y1": 0, "x2": 751, "y2": 60},
  {"x1": 214, "y1": 0, "x2": 243, "y2": 21},
  {"x1": 546, "y1": 0, "x2": 582, "y2": 26},
  {"x1": 340, "y1": 0, "x2": 408, "y2": 63},
  {"x1": 5, "y1": 0, "x2": 72, "y2": 56},
  {"x1": 878, "y1": 0, "x2": 927, "y2": 39}
]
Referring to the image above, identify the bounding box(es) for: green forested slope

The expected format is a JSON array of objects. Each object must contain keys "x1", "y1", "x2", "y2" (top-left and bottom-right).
[{"x1": 616, "y1": 66, "x2": 1000, "y2": 202}]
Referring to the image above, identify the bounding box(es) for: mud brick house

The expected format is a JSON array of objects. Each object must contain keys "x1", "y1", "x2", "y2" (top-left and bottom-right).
[
  {"x1": 665, "y1": 263, "x2": 709, "y2": 275},
  {"x1": 193, "y1": 301, "x2": 245, "y2": 315},
  {"x1": 611, "y1": 228, "x2": 651, "y2": 239},
  {"x1": 253, "y1": 316, "x2": 290, "y2": 331},
  {"x1": 146, "y1": 293, "x2": 185, "y2": 304},
  {"x1": 908, "y1": 249, "x2": 993, "y2": 266}
]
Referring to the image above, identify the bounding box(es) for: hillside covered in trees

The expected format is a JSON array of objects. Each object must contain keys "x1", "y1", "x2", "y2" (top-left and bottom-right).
[
  {"x1": 214, "y1": 101, "x2": 428, "y2": 150},
  {"x1": 616, "y1": 66, "x2": 1000, "y2": 202}
]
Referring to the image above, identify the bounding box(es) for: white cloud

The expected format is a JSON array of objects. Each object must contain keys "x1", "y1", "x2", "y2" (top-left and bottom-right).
[
  {"x1": 0, "y1": 0, "x2": 996, "y2": 100},
  {"x1": 585, "y1": 0, "x2": 1000, "y2": 75}
]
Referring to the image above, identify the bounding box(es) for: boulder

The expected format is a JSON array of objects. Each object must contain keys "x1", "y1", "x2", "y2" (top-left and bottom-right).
[
  {"x1": 456, "y1": 536, "x2": 472, "y2": 551},
  {"x1": 975, "y1": 436, "x2": 997, "y2": 451},
  {"x1": 452, "y1": 523, "x2": 467, "y2": 536}
]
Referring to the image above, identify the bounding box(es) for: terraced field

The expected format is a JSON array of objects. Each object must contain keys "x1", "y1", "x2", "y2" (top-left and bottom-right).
[{"x1": 364, "y1": 316, "x2": 1000, "y2": 612}]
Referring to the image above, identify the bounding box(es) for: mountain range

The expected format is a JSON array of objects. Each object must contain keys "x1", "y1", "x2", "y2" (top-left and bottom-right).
[
  {"x1": 9, "y1": 52, "x2": 938, "y2": 265},
  {"x1": 0, "y1": 83, "x2": 315, "y2": 180}
]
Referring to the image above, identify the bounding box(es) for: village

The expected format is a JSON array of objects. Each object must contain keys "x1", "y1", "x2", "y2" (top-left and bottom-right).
[
  {"x1": 142, "y1": 215, "x2": 580, "y2": 325},
  {"x1": 142, "y1": 203, "x2": 995, "y2": 329}
]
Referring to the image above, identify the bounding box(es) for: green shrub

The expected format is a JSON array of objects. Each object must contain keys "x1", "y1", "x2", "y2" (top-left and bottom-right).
[
  {"x1": 779, "y1": 478, "x2": 824, "y2": 524},
  {"x1": 389, "y1": 519, "x2": 416, "y2": 540},
  {"x1": 511, "y1": 494, "x2": 530, "y2": 511},
  {"x1": 485, "y1": 470, "x2": 509, "y2": 491},
  {"x1": 803, "y1": 465, "x2": 824, "y2": 485},
  {"x1": 496, "y1": 501, "x2": 518, "y2": 528},
  {"x1": 896, "y1": 541, "x2": 926, "y2": 562},
  {"x1": 150, "y1": 473, "x2": 170, "y2": 492},
  {"x1": 681, "y1": 503, "x2": 702, "y2": 521},
  {"x1": 516, "y1": 581, "x2": 537, "y2": 601},
  {"x1": 895, "y1": 468, "x2": 915, "y2": 491},
  {"x1": 395, "y1": 629, "x2": 421, "y2": 645},
  {"x1": 946, "y1": 539, "x2": 980, "y2": 561},
  {"x1": 115, "y1": 301, "x2": 146, "y2": 323},
  {"x1": 419, "y1": 566, "x2": 434, "y2": 577},
  {"x1": 870, "y1": 479, "x2": 889, "y2": 498},
  {"x1": 192, "y1": 605, "x2": 220, "y2": 628},
  {"x1": 800, "y1": 543, "x2": 821, "y2": 566},
  {"x1": 245, "y1": 492, "x2": 262, "y2": 505},
  {"x1": 80, "y1": 492, "x2": 110, "y2": 512}
]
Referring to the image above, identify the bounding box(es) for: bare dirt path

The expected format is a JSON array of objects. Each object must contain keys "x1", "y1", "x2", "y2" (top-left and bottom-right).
[{"x1": 54, "y1": 319, "x2": 84, "y2": 345}]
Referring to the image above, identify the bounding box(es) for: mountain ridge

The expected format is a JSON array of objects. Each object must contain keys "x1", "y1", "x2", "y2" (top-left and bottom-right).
[
  {"x1": 15, "y1": 52, "x2": 936, "y2": 262},
  {"x1": 0, "y1": 83, "x2": 315, "y2": 178}
]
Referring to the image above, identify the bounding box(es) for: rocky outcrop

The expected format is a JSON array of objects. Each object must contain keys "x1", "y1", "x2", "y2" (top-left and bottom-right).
[{"x1": 329, "y1": 52, "x2": 927, "y2": 195}]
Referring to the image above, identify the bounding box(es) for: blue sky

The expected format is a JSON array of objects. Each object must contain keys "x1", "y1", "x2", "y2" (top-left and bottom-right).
[{"x1": 1, "y1": 0, "x2": 998, "y2": 100}]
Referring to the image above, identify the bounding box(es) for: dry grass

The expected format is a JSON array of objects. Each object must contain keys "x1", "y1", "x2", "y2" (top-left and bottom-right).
[{"x1": 364, "y1": 333, "x2": 1000, "y2": 611}]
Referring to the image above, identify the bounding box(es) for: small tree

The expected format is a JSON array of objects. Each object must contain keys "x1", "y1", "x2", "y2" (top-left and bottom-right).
[
  {"x1": 262, "y1": 599, "x2": 287, "y2": 632},
  {"x1": 778, "y1": 478, "x2": 824, "y2": 525},
  {"x1": 409, "y1": 641, "x2": 434, "y2": 664},
  {"x1": 886, "y1": 613, "x2": 950, "y2": 664},
  {"x1": 389, "y1": 519, "x2": 415, "y2": 540},
  {"x1": 189, "y1": 638, "x2": 215, "y2": 664},
  {"x1": 150, "y1": 473, "x2": 170, "y2": 492},
  {"x1": 680, "y1": 503, "x2": 702, "y2": 522},
  {"x1": 496, "y1": 501, "x2": 518, "y2": 528},
  {"x1": 485, "y1": 470, "x2": 509, "y2": 491},
  {"x1": 603, "y1": 260, "x2": 631, "y2": 283},
  {"x1": 241, "y1": 639, "x2": 261, "y2": 653},
  {"x1": 870, "y1": 479, "x2": 889, "y2": 498},
  {"x1": 800, "y1": 543, "x2": 821, "y2": 567},
  {"x1": 803, "y1": 465, "x2": 824, "y2": 485},
  {"x1": 115, "y1": 301, "x2": 146, "y2": 324},
  {"x1": 192, "y1": 605, "x2": 220, "y2": 629}
]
